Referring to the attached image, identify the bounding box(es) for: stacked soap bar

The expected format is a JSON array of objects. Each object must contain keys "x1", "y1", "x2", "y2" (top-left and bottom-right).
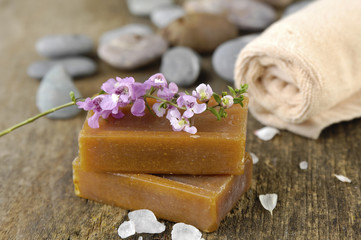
[{"x1": 73, "y1": 97, "x2": 251, "y2": 232}]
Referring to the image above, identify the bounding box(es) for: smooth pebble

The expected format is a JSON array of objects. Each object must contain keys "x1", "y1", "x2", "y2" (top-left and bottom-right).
[
  {"x1": 282, "y1": 0, "x2": 313, "y2": 18},
  {"x1": 27, "y1": 57, "x2": 97, "y2": 79},
  {"x1": 212, "y1": 34, "x2": 258, "y2": 82},
  {"x1": 160, "y1": 13, "x2": 238, "y2": 53},
  {"x1": 127, "y1": 0, "x2": 174, "y2": 16},
  {"x1": 184, "y1": 0, "x2": 277, "y2": 30},
  {"x1": 160, "y1": 46, "x2": 200, "y2": 87},
  {"x1": 98, "y1": 34, "x2": 168, "y2": 70},
  {"x1": 36, "y1": 34, "x2": 93, "y2": 58},
  {"x1": 99, "y1": 24, "x2": 153, "y2": 45},
  {"x1": 36, "y1": 65, "x2": 81, "y2": 119},
  {"x1": 150, "y1": 5, "x2": 185, "y2": 28}
]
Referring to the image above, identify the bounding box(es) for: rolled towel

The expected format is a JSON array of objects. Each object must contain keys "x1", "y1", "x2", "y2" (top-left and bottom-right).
[{"x1": 234, "y1": 0, "x2": 361, "y2": 139}]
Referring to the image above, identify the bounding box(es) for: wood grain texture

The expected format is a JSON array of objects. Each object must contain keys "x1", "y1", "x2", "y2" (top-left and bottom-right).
[{"x1": 0, "y1": 0, "x2": 359, "y2": 239}]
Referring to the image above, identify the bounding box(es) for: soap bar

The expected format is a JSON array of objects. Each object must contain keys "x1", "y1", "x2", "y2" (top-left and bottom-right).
[
  {"x1": 78, "y1": 97, "x2": 248, "y2": 174},
  {"x1": 73, "y1": 153, "x2": 252, "y2": 232}
]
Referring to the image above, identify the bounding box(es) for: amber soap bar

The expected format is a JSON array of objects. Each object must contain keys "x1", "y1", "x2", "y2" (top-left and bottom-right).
[
  {"x1": 78, "y1": 98, "x2": 248, "y2": 174},
  {"x1": 73, "y1": 153, "x2": 252, "y2": 232}
]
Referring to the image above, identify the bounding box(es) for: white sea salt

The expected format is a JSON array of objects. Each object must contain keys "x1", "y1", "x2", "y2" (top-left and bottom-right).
[
  {"x1": 250, "y1": 152, "x2": 259, "y2": 164},
  {"x1": 171, "y1": 223, "x2": 203, "y2": 240},
  {"x1": 138, "y1": 237, "x2": 143, "y2": 240},
  {"x1": 259, "y1": 193, "x2": 278, "y2": 215},
  {"x1": 128, "y1": 209, "x2": 166, "y2": 234},
  {"x1": 333, "y1": 174, "x2": 352, "y2": 183},
  {"x1": 299, "y1": 161, "x2": 308, "y2": 170},
  {"x1": 118, "y1": 220, "x2": 136, "y2": 239},
  {"x1": 254, "y1": 126, "x2": 280, "y2": 141}
]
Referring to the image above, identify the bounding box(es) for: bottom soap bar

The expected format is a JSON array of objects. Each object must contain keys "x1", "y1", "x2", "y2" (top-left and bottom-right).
[{"x1": 72, "y1": 153, "x2": 252, "y2": 232}]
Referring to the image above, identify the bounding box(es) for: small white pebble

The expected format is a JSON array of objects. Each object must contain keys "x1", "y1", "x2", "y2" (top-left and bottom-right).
[
  {"x1": 254, "y1": 126, "x2": 280, "y2": 141},
  {"x1": 299, "y1": 161, "x2": 308, "y2": 170},
  {"x1": 250, "y1": 152, "x2": 259, "y2": 164},
  {"x1": 333, "y1": 174, "x2": 352, "y2": 183},
  {"x1": 118, "y1": 220, "x2": 136, "y2": 239},
  {"x1": 172, "y1": 223, "x2": 202, "y2": 240},
  {"x1": 259, "y1": 193, "x2": 278, "y2": 215}
]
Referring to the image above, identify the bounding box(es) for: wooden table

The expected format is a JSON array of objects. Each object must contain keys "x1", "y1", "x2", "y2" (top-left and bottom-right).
[{"x1": 0, "y1": 0, "x2": 359, "y2": 239}]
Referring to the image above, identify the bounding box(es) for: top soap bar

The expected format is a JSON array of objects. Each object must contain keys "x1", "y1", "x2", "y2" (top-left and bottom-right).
[{"x1": 79, "y1": 97, "x2": 248, "y2": 174}]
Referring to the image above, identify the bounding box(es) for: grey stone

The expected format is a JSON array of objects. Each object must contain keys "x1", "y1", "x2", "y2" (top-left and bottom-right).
[
  {"x1": 160, "y1": 46, "x2": 200, "y2": 87},
  {"x1": 99, "y1": 24, "x2": 154, "y2": 45},
  {"x1": 282, "y1": 0, "x2": 314, "y2": 18},
  {"x1": 127, "y1": 0, "x2": 174, "y2": 16},
  {"x1": 98, "y1": 33, "x2": 168, "y2": 70},
  {"x1": 228, "y1": 1, "x2": 277, "y2": 30},
  {"x1": 36, "y1": 65, "x2": 81, "y2": 119},
  {"x1": 150, "y1": 5, "x2": 185, "y2": 28},
  {"x1": 27, "y1": 57, "x2": 97, "y2": 79},
  {"x1": 36, "y1": 34, "x2": 94, "y2": 58},
  {"x1": 212, "y1": 34, "x2": 259, "y2": 82},
  {"x1": 184, "y1": 0, "x2": 277, "y2": 31}
]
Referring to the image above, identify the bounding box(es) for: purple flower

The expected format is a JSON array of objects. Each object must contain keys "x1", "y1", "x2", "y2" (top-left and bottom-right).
[
  {"x1": 77, "y1": 95, "x2": 111, "y2": 128},
  {"x1": 157, "y1": 82, "x2": 178, "y2": 100},
  {"x1": 144, "y1": 73, "x2": 167, "y2": 89},
  {"x1": 131, "y1": 82, "x2": 150, "y2": 100},
  {"x1": 101, "y1": 77, "x2": 135, "y2": 104},
  {"x1": 177, "y1": 95, "x2": 206, "y2": 118},
  {"x1": 131, "y1": 98, "x2": 146, "y2": 117},
  {"x1": 167, "y1": 109, "x2": 197, "y2": 134},
  {"x1": 221, "y1": 95, "x2": 234, "y2": 108},
  {"x1": 192, "y1": 83, "x2": 213, "y2": 102},
  {"x1": 152, "y1": 102, "x2": 167, "y2": 117}
]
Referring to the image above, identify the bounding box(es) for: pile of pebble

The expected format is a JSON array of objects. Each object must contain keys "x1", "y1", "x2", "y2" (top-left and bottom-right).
[
  {"x1": 28, "y1": 35, "x2": 97, "y2": 118},
  {"x1": 28, "y1": 0, "x2": 313, "y2": 119},
  {"x1": 98, "y1": 0, "x2": 313, "y2": 86}
]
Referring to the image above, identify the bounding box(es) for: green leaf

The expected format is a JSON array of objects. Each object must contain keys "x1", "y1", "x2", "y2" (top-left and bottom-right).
[
  {"x1": 213, "y1": 93, "x2": 222, "y2": 104},
  {"x1": 69, "y1": 91, "x2": 76, "y2": 102},
  {"x1": 227, "y1": 86, "x2": 236, "y2": 97},
  {"x1": 98, "y1": 90, "x2": 106, "y2": 95},
  {"x1": 185, "y1": 90, "x2": 190, "y2": 95},
  {"x1": 219, "y1": 107, "x2": 224, "y2": 118},
  {"x1": 233, "y1": 97, "x2": 244, "y2": 104},
  {"x1": 208, "y1": 107, "x2": 221, "y2": 120}
]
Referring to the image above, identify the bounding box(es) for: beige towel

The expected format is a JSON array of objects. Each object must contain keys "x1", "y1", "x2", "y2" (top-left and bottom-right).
[{"x1": 234, "y1": 0, "x2": 361, "y2": 139}]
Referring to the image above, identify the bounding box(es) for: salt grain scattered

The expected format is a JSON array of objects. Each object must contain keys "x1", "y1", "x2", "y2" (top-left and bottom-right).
[
  {"x1": 299, "y1": 161, "x2": 308, "y2": 170},
  {"x1": 171, "y1": 223, "x2": 203, "y2": 240},
  {"x1": 128, "y1": 209, "x2": 166, "y2": 234},
  {"x1": 138, "y1": 237, "x2": 143, "y2": 240},
  {"x1": 259, "y1": 193, "x2": 278, "y2": 215},
  {"x1": 333, "y1": 174, "x2": 352, "y2": 183},
  {"x1": 254, "y1": 126, "x2": 280, "y2": 141},
  {"x1": 250, "y1": 152, "x2": 259, "y2": 164},
  {"x1": 118, "y1": 221, "x2": 136, "y2": 239}
]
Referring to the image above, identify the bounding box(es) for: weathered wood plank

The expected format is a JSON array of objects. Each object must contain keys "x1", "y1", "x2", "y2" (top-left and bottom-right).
[{"x1": 0, "y1": 0, "x2": 360, "y2": 239}]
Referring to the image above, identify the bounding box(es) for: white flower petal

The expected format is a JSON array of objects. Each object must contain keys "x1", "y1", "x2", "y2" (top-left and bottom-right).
[
  {"x1": 254, "y1": 126, "x2": 280, "y2": 141},
  {"x1": 259, "y1": 193, "x2": 278, "y2": 215},
  {"x1": 333, "y1": 174, "x2": 352, "y2": 183},
  {"x1": 250, "y1": 152, "x2": 259, "y2": 164},
  {"x1": 299, "y1": 161, "x2": 308, "y2": 170}
]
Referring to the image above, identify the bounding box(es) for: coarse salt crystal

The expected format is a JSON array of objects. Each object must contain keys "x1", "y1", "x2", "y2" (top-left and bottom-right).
[
  {"x1": 118, "y1": 220, "x2": 135, "y2": 239},
  {"x1": 171, "y1": 223, "x2": 203, "y2": 240},
  {"x1": 299, "y1": 161, "x2": 308, "y2": 170},
  {"x1": 254, "y1": 126, "x2": 280, "y2": 141},
  {"x1": 128, "y1": 209, "x2": 165, "y2": 234}
]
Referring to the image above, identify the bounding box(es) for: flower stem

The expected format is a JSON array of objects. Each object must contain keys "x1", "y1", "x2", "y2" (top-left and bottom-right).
[
  {"x1": 0, "y1": 101, "x2": 76, "y2": 137},
  {"x1": 144, "y1": 94, "x2": 187, "y2": 111}
]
